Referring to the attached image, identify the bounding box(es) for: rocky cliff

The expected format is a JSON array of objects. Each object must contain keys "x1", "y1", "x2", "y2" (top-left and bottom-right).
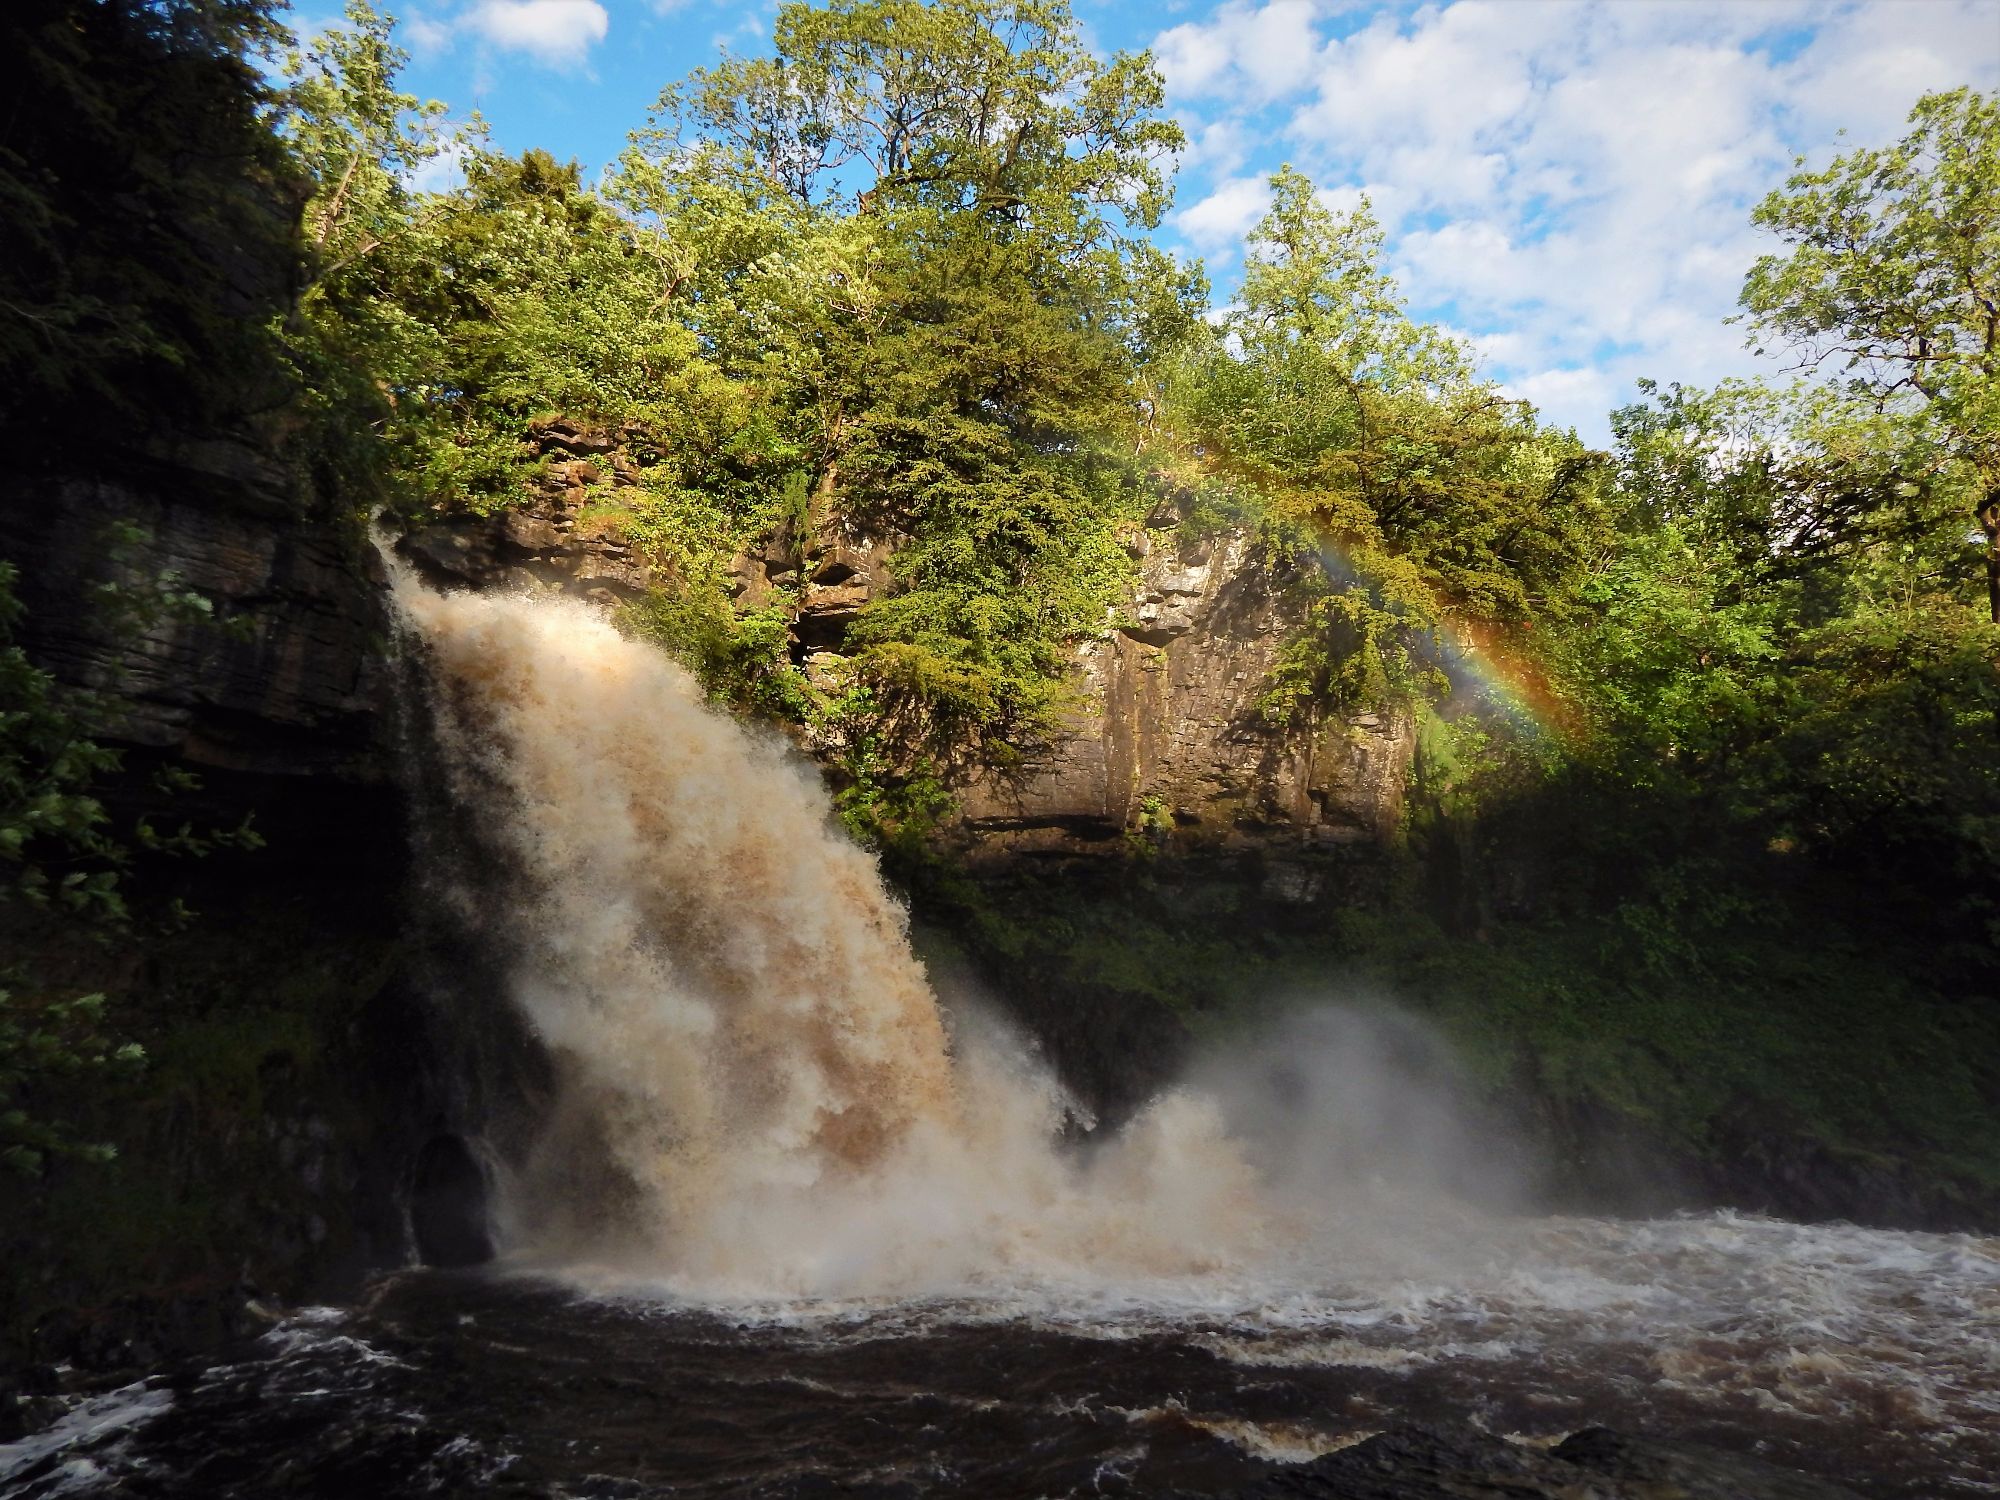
[
  {"x1": 3, "y1": 438, "x2": 389, "y2": 792},
  {"x1": 951, "y1": 528, "x2": 1411, "y2": 878},
  {"x1": 1, "y1": 441, "x2": 460, "y2": 1387},
  {"x1": 396, "y1": 424, "x2": 1416, "y2": 874}
]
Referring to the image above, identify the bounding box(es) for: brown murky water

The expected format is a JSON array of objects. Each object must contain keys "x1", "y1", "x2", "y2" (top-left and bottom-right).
[{"x1": 6, "y1": 1208, "x2": 1995, "y2": 1499}]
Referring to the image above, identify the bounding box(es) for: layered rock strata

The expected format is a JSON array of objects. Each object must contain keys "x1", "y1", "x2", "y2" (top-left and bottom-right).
[
  {"x1": 953, "y1": 530, "x2": 1411, "y2": 869},
  {"x1": 4, "y1": 439, "x2": 388, "y2": 787},
  {"x1": 398, "y1": 422, "x2": 1415, "y2": 865}
]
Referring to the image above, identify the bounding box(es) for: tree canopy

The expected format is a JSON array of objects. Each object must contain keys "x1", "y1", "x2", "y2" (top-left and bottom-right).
[{"x1": 1741, "y1": 87, "x2": 2000, "y2": 620}]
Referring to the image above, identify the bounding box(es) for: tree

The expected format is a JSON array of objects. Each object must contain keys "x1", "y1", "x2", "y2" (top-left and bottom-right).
[
  {"x1": 1740, "y1": 88, "x2": 2000, "y2": 621},
  {"x1": 274, "y1": 0, "x2": 465, "y2": 509},
  {"x1": 639, "y1": 0, "x2": 1179, "y2": 239},
  {"x1": 617, "y1": 0, "x2": 1195, "y2": 767},
  {"x1": 0, "y1": 0, "x2": 296, "y2": 450},
  {"x1": 1162, "y1": 166, "x2": 1607, "y2": 718}
]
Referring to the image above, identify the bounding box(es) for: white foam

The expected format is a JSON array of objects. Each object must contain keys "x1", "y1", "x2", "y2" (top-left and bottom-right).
[{"x1": 0, "y1": 1383, "x2": 174, "y2": 1495}]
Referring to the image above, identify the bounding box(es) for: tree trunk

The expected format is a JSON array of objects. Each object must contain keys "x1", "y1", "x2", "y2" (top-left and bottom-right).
[{"x1": 1981, "y1": 490, "x2": 2000, "y2": 626}]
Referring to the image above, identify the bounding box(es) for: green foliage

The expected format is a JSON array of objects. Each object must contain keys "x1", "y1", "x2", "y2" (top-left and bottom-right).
[
  {"x1": 0, "y1": 992, "x2": 144, "y2": 1175},
  {"x1": 1160, "y1": 165, "x2": 1608, "y2": 722},
  {"x1": 0, "y1": 565, "x2": 134, "y2": 1173},
  {"x1": 0, "y1": 0, "x2": 296, "y2": 449},
  {"x1": 1258, "y1": 569, "x2": 1440, "y2": 726},
  {"x1": 840, "y1": 444, "x2": 1139, "y2": 759},
  {"x1": 1740, "y1": 87, "x2": 2000, "y2": 621},
  {"x1": 917, "y1": 854, "x2": 2000, "y2": 1202},
  {"x1": 275, "y1": 0, "x2": 460, "y2": 509},
  {"x1": 817, "y1": 686, "x2": 957, "y2": 849},
  {"x1": 1526, "y1": 372, "x2": 2000, "y2": 935},
  {"x1": 0, "y1": 550, "x2": 263, "y2": 1177},
  {"x1": 625, "y1": 587, "x2": 815, "y2": 722},
  {"x1": 1389, "y1": 99, "x2": 2000, "y2": 991},
  {"x1": 1741, "y1": 88, "x2": 1998, "y2": 419},
  {"x1": 275, "y1": 0, "x2": 1189, "y2": 786}
]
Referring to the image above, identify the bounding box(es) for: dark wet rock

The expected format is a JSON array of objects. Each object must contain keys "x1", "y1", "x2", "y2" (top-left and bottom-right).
[
  {"x1": 529, "y1": 416, "x2": 615, "y2": 455},
  {"x1": 793, "y1": 576, "x2": 872, "y2": 649},
  {"x1": 1222, "y1": 1425, "x2": 1864, "y2": 1500},
  {"x1": 410, "y1": 1135, "x2": 494, "y2": 1268},
  {"x1": 400, "y1": 496, "x2": 649, "y2": 605},
  {"x1": 0, "y1": 432, "x2": 533, "y2": 1386},
  {"x1": 2, "y1": 469, "x2": 390, "y2": 785},
  {"x1": 1228, "y1": 1426, "x2": 1619, "y2": 1498},
  {"x1": 1551, "y1": 1427, "x2": 1867, "y2": 1499}
]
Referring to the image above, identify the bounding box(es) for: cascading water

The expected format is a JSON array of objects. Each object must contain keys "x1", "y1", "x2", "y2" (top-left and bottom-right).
[{"x1": 392, "y1": 568, "x2": 1266, "y2": 1298}]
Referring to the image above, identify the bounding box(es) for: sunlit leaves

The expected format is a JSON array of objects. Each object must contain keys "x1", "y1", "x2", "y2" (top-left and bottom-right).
[{"x1": 1741, "y1": 87, "x2": 2000, "y2": 621}]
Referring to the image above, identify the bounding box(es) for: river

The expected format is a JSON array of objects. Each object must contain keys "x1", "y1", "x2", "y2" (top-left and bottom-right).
[{"x1": 5, "y1": 1211, "x2": 1997, "y2": 1497}]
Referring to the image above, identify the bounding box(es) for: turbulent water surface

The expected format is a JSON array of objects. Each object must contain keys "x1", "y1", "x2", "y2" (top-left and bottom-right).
[
  {"x1": 5, "y1": 1217, "x2": 1998, "y2": 1499},
  {"x1": 7, "y1": 576, "x2": 1995, "y2": 1498}
]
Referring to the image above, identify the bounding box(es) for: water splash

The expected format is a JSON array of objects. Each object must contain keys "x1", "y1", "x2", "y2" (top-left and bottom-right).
[{"x1": 392, "y1": 571, "x2": 1270, "y2": 1297}]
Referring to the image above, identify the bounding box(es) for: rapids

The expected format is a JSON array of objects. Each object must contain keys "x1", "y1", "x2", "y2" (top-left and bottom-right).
[
  {"x1": 4, "y1": 574, "x2": 1993, "y2": 1498},
  {"x1": 2, "y1": 1215, "x2": 1996, "y2": 1497}
]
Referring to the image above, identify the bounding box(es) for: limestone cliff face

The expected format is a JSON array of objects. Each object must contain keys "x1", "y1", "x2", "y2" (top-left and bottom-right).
[
  {"x1": 953, "y1": 531, "x2": 1412, "y2": 869},
  {"x1": 2, "y1": 437, "x2": 390, "y2": 788}
]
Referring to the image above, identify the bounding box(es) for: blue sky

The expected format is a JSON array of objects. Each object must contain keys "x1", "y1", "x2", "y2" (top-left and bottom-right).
[{"x1": 352, "y1": 0, "x2": 1998, "y2": 441}]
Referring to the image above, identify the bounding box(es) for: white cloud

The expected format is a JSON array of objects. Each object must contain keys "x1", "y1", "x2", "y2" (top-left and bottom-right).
[
  {"x1": 406, "y1": 139, "x2": 471, "y2": 196},
  {"x1": 1156, "y1": 0, "x2": 1329, "y2": 102},
  {"x1": 1500, "y1": 366, "x2": 1614, "y2": 432},
  {"x1": 465, "y1": 0, "x2": 608, "y2": 65},
  {"x1": 1778, "y1": 0, "x2": 2000, "y2": 140},
  {"x1": 404, "y1": 12, "x2": 456, "y2": 54},
  {"x1": 1173, "y1": 174, "x2": 1275, "y2": 248},
  {"x1": 1153, "y1": 0, "x2": 2000, "y2": 441},
  {"x1": 1177, "y1": 117, "x2": 1256, "y2": 179}
]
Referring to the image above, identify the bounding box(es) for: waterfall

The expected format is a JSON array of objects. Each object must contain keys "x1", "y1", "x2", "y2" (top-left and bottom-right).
[{"x1": 390, "y1": 569, "x2": 1267, "y2": 1299}]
